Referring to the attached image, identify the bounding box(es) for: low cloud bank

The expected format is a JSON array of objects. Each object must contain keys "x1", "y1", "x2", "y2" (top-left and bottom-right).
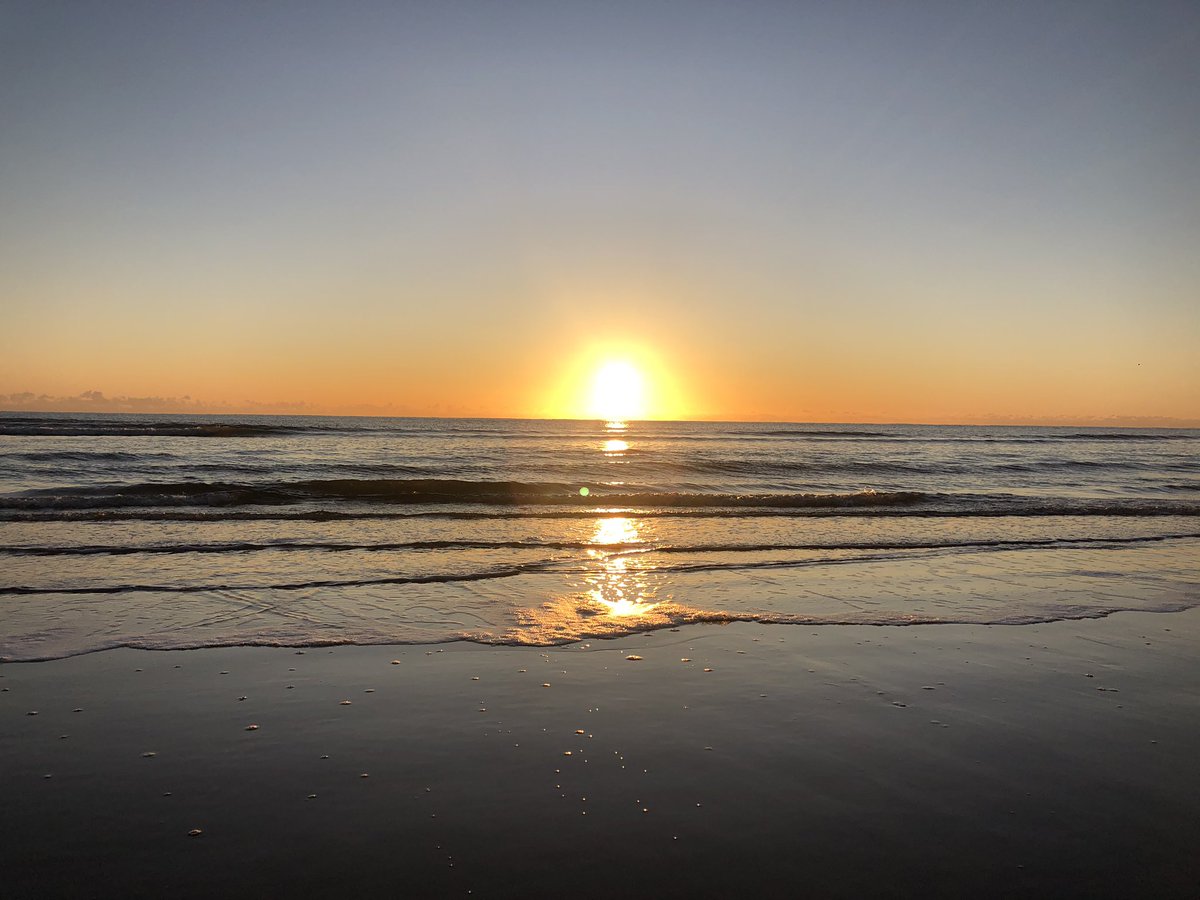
[{"x1": 0, "y1": 391, "x2": 313, "y2": 415}]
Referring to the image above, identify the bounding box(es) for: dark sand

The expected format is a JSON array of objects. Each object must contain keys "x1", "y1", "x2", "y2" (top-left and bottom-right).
[{"x1": 3, "y1": 609, "x2": 1199, "y2": 898}]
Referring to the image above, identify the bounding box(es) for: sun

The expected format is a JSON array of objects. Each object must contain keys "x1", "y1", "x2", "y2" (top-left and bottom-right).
[
  {"x1": 541, "y1": 342, "x2": 687, "y2": 420},
  {"x1": 588, "y1": 361, "x2": 647, "y2": 422}
]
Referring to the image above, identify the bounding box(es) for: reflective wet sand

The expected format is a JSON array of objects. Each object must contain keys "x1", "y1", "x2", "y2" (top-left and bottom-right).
[{"x1": 3, "y1": 609, "x2": 1199, "y2": 898}]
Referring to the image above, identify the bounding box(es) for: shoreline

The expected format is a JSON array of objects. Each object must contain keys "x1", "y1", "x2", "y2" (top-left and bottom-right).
[
  {"x1": 4, "y1": 608, "x2": 1199, "y2": 897},
  {"x1": 2, "y1": 598, "x2": 1198, "y2": 664}
]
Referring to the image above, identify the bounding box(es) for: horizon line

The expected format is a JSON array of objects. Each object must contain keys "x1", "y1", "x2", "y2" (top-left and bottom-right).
[{"x1": 2, "y1": 406, "x2": 1197, "y2": 430}]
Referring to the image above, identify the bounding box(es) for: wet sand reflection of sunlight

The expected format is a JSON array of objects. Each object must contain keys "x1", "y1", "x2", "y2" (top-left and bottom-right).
[{"x1": 500, "y1": 500, "x2": 695, "y2": 644}]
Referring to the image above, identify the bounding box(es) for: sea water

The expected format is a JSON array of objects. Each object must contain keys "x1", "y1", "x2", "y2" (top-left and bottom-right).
[{"x1": 1, "y1": 413, "x2": 1197, "y2": 660}]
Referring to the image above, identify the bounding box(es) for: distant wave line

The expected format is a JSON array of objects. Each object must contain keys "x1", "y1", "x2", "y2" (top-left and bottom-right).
[
  {"x1": 5, "y1": 532, "x2": 1197, "y2": 558},
  {"x1": 4, "y1": 500, "x2": 1200, "y2": 523},
  {"x1": 2, "y1": 415, "x2": 1194, "y2": 441},
  {"x1": 0, "y1": 421, "x2": 290, "y2": 438}
]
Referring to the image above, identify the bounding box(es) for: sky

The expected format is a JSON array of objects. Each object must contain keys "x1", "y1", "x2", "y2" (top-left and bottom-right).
[{"x1": 1, "y1": 1, "x2": 1198, "y2": 424}]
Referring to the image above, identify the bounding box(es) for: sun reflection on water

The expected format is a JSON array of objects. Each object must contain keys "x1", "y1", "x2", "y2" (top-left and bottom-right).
[
  {"x1": 494, "y1": 513, "x2": 699, "y2": 644},
  {"x1": 586, "y1": 517, "x2": 660, "y2": 617},
  {"x1": 496, "y1": 423, "x2": 690, "y2": 643},
  {"x1": 590, "y1": 516, "x2": 639, "y2": 547}
]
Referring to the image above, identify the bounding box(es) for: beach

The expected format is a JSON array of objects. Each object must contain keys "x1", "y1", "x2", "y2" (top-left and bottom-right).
[{"x1": 4, "y1": 608, "x2": 1198, "y2": 898}]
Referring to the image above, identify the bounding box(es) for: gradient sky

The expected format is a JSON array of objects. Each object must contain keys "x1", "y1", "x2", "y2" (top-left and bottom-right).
[{"x1": 2, "y1": 1, "x2": 1198, "y2": 423}]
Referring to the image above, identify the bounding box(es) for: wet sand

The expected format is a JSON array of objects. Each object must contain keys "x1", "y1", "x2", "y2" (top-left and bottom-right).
[{"x1": 3, "y1": 609, "x2": 1199, "y2": 898}]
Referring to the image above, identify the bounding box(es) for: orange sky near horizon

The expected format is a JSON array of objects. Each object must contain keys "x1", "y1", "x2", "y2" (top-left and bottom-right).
[{"x1": 2, "y1": 292, "x2": 1196, "y2": 425}]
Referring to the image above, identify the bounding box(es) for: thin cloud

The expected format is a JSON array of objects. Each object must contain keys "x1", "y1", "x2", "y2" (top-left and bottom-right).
[{"x1": 0, "y1": 391, "x2": 314, "y2": 415}]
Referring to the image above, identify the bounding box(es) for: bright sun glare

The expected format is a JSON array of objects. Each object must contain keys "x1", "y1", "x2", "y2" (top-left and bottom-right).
[{"x1": 588, "y1": 361, "x2": 646, "y2": 422}]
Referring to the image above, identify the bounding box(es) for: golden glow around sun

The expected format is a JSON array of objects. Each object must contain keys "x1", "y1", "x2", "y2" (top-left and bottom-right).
[
  {"x1": 588, "y1": 361, "x2": 646, "y2": 422},
  {"x1": 538, "y1": 341, "x2": 688, "y2": 420}
]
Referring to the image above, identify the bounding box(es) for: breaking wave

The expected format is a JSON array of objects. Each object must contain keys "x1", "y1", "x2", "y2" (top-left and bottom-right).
[{"x1": 0, "y1": 479, "x2": 926, "y2": 511}]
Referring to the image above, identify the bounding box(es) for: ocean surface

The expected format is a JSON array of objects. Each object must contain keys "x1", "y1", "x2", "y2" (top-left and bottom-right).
[{"x1": 1, "y1": 413, "x2": 1197, "y2": 661}]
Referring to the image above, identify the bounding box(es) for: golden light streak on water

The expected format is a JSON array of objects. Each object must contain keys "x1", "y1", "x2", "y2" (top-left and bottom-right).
[{"x1": 585, "y1": 517, "x2": 660, "y2": 617}]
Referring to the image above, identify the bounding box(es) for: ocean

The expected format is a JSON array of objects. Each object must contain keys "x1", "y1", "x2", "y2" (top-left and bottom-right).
[{"x1": 1, "y1": 413, "x2": 1197, "y2": 661}]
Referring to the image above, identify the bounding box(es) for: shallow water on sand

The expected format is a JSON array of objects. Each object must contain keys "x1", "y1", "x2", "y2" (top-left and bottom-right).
[{"x1": 1, "y1": 414, "x2": 1197, "y2": 659}]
